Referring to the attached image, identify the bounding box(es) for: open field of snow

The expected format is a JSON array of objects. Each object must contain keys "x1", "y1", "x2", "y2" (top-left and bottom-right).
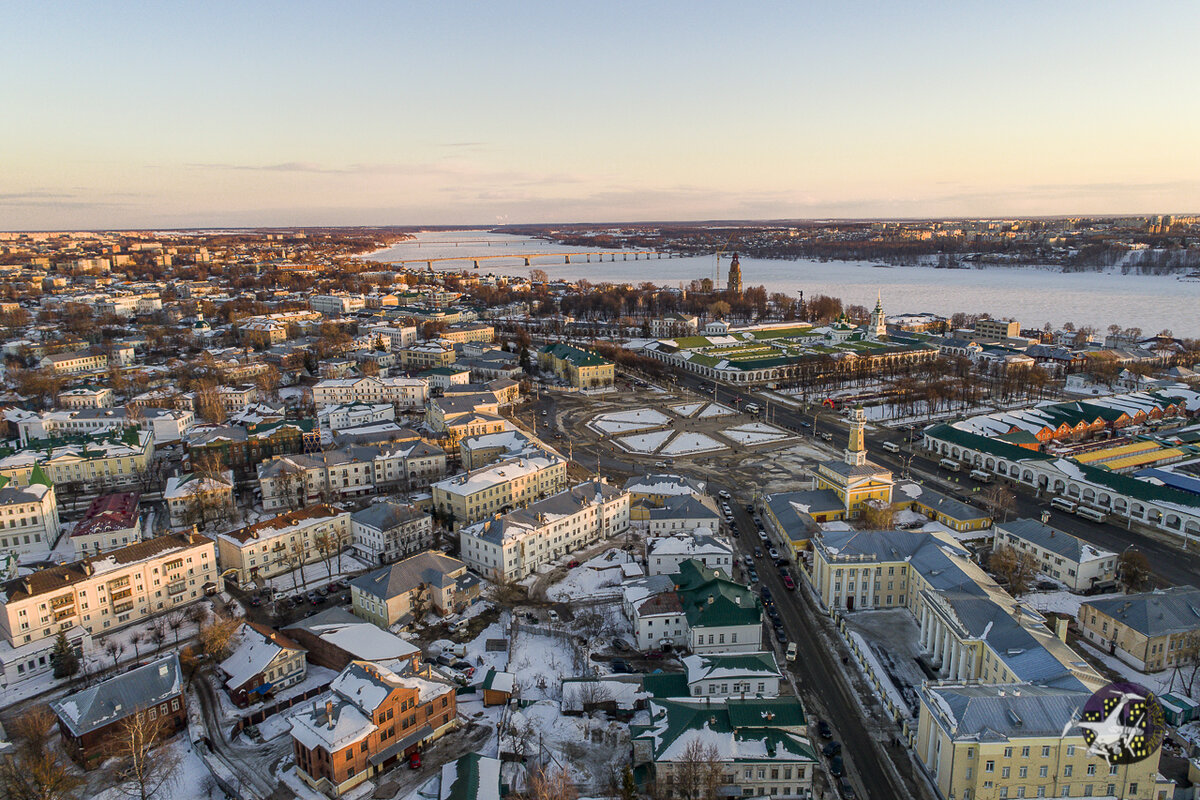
[
  {"x1": 547, "y1": 549, "x2": 632, "y2": 601},
  {"x1": 668, "y1": 401, "x2": 705, "y2": 417},
  {"x1": 697, "y1": 402, "x2": 736, "y2": 419},
  {"x1": 587, "y1": 407, "x2": 670, "y2": 434},
  {"x1": 720, "y1": 422, "x2": 793, "y2": 446},
  {"x1": 659, "y1": 432, "x2": 726, "y2": 456},
  {"x1": 615, "y1": 429, "x2": 673, "y2": 454}
]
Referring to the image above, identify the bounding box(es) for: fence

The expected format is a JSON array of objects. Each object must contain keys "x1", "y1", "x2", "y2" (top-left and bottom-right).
[{"x1": 230, "y1": 681, "x2": 332, "y2": 737}]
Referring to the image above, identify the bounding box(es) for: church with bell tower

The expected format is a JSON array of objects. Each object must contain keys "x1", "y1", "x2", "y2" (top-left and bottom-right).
[
  {"x1": 813, "y1": 405, "x2": 895, "y2": 519},
  {"x1": 868, "y1": 290, "x2": 887, "y2": 340},
  {"x1": 727, "y1": 253, "x2": 743, "y2": 295}
]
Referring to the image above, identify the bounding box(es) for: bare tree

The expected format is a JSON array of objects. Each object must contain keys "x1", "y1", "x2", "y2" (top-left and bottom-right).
[
  {"x1": 980, "y1": 485, "x2": 1017, "y2": 523},
  {"x1": 165, "y1": 610, "x2": 187, "y2": 648},
  {"x1": 104, "y1": 640, "x2": 126, "y2": 673},
  {"x1": 669, "y1": 737, "x2": 725, "y2": 800},
  {"x1": 0, "y1": 705, "x2": 84, "y2": 800},
  {"x1": 197, "y1": 613, "x2": 242, "y2": 662},
  {"x1": 988, "y1": 545, "x2": 1039, "y2": 596},
  {"x1": 104, "y1": 710, "x2": 181, "y2": 800},
  {"x1": 1117, "y1": 549, "x2": 1153, "y2": 593},
  {"x1": 1168, "y1": 631, "x2": 1200, "y2": 697},
  {"x1": 526, "y1": 766, "x2": 576, "y2": 800},
  {"x1": 859, "y1": 500, "x2": 897, "y2": 529}
]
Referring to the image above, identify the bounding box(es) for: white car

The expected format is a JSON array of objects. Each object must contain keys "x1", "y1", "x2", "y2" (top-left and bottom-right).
[
  {"x1": 718, "y1": 490, "x2": 731, "y2": 500},
  {"x1": 768, "y1": 547, "x2": 781, "y2": 559},
  {"x1": 786, "y1": 642, "x2": 798, "y2": 662},
  {"x1": 547, "y1": 609, "x2": 560, "y2": 622}
]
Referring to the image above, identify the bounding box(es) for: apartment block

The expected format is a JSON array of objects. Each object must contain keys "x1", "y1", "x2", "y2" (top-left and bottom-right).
[
  {"x1": 216, "y1": 505, "x2": 351, "y2": 586},
  {"x1": 458, "y1": 479, "x2": 629, "y2": 581}
]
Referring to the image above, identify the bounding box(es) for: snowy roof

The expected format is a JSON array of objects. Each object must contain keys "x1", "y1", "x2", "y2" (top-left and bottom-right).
[
  {"x1": 284, "y1": 607, "x2": 419, "y2": 661},
  {"x1": 1083, "y1": 586, "x2": 1200, "y2": 637},
  {"x1": 219, "y1": 622, "x2": 305, "y2": 691},
  {"x1": 349, "y1": 551, "x2": 466, "y2": 600},
  {"x1": 440, "y1": 753, "x2": 502, "y2": 800},
  {"x1": 51, "y1": 654, "x2": 182, "y2": 737},
  {"x1": 683, "y1": 652, "x2": 781, "y2": 686},
  {"x1": 994, "y1": 518, "x2": 1114, "y2": 564},
  {"x1": 920, "y1": 683, "x2": 1089, "y2": 742}
]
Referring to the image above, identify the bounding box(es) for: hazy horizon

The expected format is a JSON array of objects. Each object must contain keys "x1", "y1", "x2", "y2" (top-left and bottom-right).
[{"x1": 4, "y1": 2, "x2": 1199, "y2": 229}]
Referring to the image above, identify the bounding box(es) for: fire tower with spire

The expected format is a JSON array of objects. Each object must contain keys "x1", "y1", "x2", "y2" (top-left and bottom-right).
[{"x1": 727, "y1": 253, "x2": 743, "y2": 296}]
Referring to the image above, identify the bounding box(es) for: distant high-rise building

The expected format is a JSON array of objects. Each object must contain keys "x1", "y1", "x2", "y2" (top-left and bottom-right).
[{"x1": 727, "y1": 253, "x2": 743, "y2": 295}]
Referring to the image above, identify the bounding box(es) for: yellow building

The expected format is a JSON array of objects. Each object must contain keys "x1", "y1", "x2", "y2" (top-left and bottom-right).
[
  {"x1": 537, "y1": 343, "x2": 615, "y2": 389},
  {"x1": 431, "y1": 449, "x2": 567, "y2": 528},
  {"x1": 917, "y1": 683, "x2": 1173, "y2": 800},
  {"x1": 398, "y1": 340, "x2": 456, "y2": 369},
  {"x1": 0, "y1": 428, "x2": 154, "y2": 491},
  {"x1": 813, "y1": 406, "x2": 894, "y2": 519}
]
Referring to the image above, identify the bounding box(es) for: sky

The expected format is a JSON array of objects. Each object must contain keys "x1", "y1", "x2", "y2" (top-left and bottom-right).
[{"x1": 2, "y1": 1, "x2": 1198, "y2": 229}]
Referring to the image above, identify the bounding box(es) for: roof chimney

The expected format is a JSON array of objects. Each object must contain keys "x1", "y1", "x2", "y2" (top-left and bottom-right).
[{"x1": 326, "y1": 700, "x2": 334, "y2": 729}]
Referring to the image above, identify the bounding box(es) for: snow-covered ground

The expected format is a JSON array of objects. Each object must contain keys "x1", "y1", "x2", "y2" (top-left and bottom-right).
[
  {"x1": 506, "y1": 628, "x2": 582, "y2": 702},
  {"x1": 697, "y1": 402, "x2": 736, "y2": 419},
  {"x1": 720, "y1": 422, "x2": 793, "y2": 446},
  {"x1": 88, "y1": 736, "x2": 215, "y2": 800},
  {"x1": 668, "y1": 401, "x2": 705, "y2": 417},
  {"x1": 658, "y1": 432, "x2": 726, "y2": 456},
  {"x1": 587, "y1": 408, "x2": 670, "y2": 434},
  {"x1": 262, "y1": 553, "x2": 373, "y2": 594},
  {"x1": 1077, "y1": 640, "x2": 1185, "y2": 698},
  {"x1": 614, "y1": 429, "x2": 673, "y2": 454},
  {"x1": 502, "y1": 700, "x2": 630, "y2": 791},
  {"x1": 547, "y1": 549, "x2": 631, "y2": 601}
]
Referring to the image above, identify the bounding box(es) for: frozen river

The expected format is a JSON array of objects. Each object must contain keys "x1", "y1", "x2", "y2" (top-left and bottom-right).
[{"x1": 366, "y1": 230, "x2": 1200, "y2": 336}]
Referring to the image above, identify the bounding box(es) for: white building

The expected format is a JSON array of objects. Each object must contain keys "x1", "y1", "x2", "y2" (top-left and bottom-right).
[
  {"x1": 69, "y1": 492, "x2": 141, "y2": 557},
  {"x1": 645, "y1": 528, "x2": 733, "y2": 576},
  {"x1": 318, "y1": 403, "x2": 395, "y2": 438},
  {"x1": 164, "y1": 471, "x2": 235, "y2": 529},
  {"x1": 0, "y1": 472, "x2": 60, "y2": 559},
  {"x1": 681, "y1": 651, "x2": 782, "y2": 698},
  {"x1": 368, "y1": 323, "x2": 418, "y2": 351},
  {"x1": 993, "y1": 518, "x2": 1116, "y2": 593},
  {"x1": 350, "y1": 501, "x2": 432, "y2": 565},
  {"x1": 309, "y1": 294, "x2": 366, "y2": 315},
  {"x1": 458, "y1": 480, "x2": 629, "y2": 581},
  {"x1": 312, "y1": 376, "x2": 429, "y2": 409}
]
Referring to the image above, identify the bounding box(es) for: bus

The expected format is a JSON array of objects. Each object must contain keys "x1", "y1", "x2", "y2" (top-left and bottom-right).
[
  {"x1": 1076, "y1": 506, "x2": 1107, "y2": 523},
  {"x1": 939, "y1": 458, "x2": 962, "y2": 472},
  {"x1": 744, "y1": 403, "x2": 760, "y2": 415},
  {"x1": 1050, "y1": 497, "x2": 1078, "y2": 513},
  {"x1": 882, "y1": 441, "x2": 901, "y2": 453},
  {"x1": 969, "y1": 469, "x2": 993, "y2": 483}
]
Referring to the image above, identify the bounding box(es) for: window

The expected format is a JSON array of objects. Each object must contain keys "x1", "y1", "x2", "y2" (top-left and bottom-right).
[
  {"x1": 1041, "y1": 746, "x2": 1050, "y2": 757},
  {"x1": 1086, "y1": 764, "x2": 1095, "y2": 776},
  {"x1": 1004, "y1": 747, "x2": 1013, "y2": 758},
  {"x1": 1063, "y1": 765, "x2": 1072, "y2": 777},
  {"x1": 1002, "y1": 767, "x2": 1010, "y2": 778},
  {"x1": 1019, "y1": 766, "x2": 1027, "y2": 778},
  {"x1": 985, "y1": 761, "x2": 995, "y2": 773},
  {"x1": 1021, "y1": 746, "x2": 1030, "y2": 757}
]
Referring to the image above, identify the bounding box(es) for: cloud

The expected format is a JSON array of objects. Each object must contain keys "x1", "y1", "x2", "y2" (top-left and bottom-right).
[{"x1": 188, "y1": 161, "x2": 350, "y2": 174}]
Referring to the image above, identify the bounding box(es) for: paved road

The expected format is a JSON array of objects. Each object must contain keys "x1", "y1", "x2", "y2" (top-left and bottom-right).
[{"x1": 714, "y1": 495, "x2": 931, "y2": 800}]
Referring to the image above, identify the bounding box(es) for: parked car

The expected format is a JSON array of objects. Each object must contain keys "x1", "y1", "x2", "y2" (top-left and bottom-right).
[
  {"x1": 838, "y1": 778, "x2": 856, "y2": 798},
  {"x1": 823, "y1": 741, "x2": 842, "y2": 757},
  {"x1": 436, "y1": 653, "x2": 455, "y2": 666},
  {"x1": 830, "y1": 755, "x2": 844, "y2": 777},
  {"x1": 774, "y1": 627, "x2": 787, "y2": 643},
  {"x1": 452, "y1": 660, "x2": 473, "y2": 671},
  {"x1": 786, "y1": 642, "x2": 797, "y2": 662},
  {"x1": 612, "y1": 638, "x2": 631, "y2": 651},
  {"x1": 760, "y1": 586, "x2": 773, "y2": 602},
  {"x1": 547, "y1": 609, "x2": 560, "y2": 622},
  {"x1": 309, "y1": 595, "x2": 325, "y2": 606},
  {"x1": 645, "y1": 650, "x2": 665, "y2": 660},
  {"x1": 782, "y1": 575, "x2": 796, "y2": 591},
  {"x1": 611, "y1": 659, "x2": 632, "y2": 673},
  {"x1": 767, "y1": 608, "x2": 781, "y2": 624},
  {"x1": 768, "y1": 547, "x2": 781, "y2": 559},
  {"x1": 742, "y1": 554, "x2": 754, "y2": 566},
  {"x1": 409, "y1": 752, "x2": 422, "y2": 769},
  {"x1": 747, "y1": 569, "x2": 759, "y2": 583},
  {"x1": 567, "y1": 560, "x2": 580, "y2": 568},
  {"x1": 817, "y1": 720, "x2": 833, "y2": 738},
  {"x1": 757, "y1": 530, "x2": 769, "y2": 542},
  {"x1": 718, "y1": 490, "x2": 731, "y2": 500},
  {"x1": 745, "y1": 504, "x2": 754, "y2": 513}
]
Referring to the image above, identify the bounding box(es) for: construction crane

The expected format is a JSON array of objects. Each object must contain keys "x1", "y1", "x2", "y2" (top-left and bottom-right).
[{"x1": 713, "y1": 231, "x2": 738, "y2": 285}]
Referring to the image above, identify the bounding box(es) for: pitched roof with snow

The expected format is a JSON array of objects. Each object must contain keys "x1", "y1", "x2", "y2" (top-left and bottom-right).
[{"x1": 51, "y1": 654, "x2": 183, "y2": 736}]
